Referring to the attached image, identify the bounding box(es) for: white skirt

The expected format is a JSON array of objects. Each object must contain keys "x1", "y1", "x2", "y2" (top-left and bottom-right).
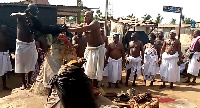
[
  {"x1": 0, "y1": 51, "x2": 12, "y2": 76},
  {"x1": 187, "y1": 52, "x2": 200, "y2": 76}
]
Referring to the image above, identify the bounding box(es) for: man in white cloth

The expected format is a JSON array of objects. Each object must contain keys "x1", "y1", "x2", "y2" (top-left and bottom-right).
[
  {"x1": 0, "y1": 25, "x2": 12, "y2": 90},
  {"x1": 105, "y1": 34, "x2": 125, "y2": 88},
  {"x1": 68, "y1": 11, "x2": 105, "y2": 87},
  {"x1": 125, "y1": 32, "x2": 144, "y2": 87},
  {"x1": 159, "y1": 30, "x2": 182, "y2": 89},
  {"x1": 11, "y1": 4, "x2": 68, "y2": 89},
  {"x1": 143, "y1": 33, "x2": 159, "y2": 86},
  {"x1": 184, "y1": 30, "x2": 200, "y2": 84}
]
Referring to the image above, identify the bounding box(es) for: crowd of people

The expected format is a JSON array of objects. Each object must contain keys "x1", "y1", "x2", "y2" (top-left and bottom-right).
[{"x1": 0, "y1": 4, "x2": 200, "y2": 93}]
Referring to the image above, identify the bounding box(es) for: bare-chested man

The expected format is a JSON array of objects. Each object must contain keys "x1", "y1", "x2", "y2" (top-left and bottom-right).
[
  {"x1": 125, "y1": 32, "x2": 144, "y2": 87},
  {"x1": 72, "y1": 32, "x2": 87, "y2": 58},
  {"x1": 105, "y1": 34, "x2": 125, "y2": 88},
  {"x1": 11, "y1": 4, "x2": 67, "y2": 89},
  {"x1": 68, "y1": 11, "x2": 105, "y2": 87},
  {"x1": 0, "y1": 25, "x2": 12, "y2": 90},
  {"x1": 184, "y1": 30, "x2": 200, "y2": 84},
  {"x1": 159, "y1": 30, "x2": 182, "y2": 89}
]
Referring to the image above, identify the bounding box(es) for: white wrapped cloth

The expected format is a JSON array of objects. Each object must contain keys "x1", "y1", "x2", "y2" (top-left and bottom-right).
[
  {"x1": 107, "y1": 57, "x2": 122, "y2": 83},
  {"x1": 0, "y1": 51, "x2": 12, "y2": 76},
  {"x1": 126, "y1": 56, "x2": 142, "y2": 81},
  {"x1": 84, "y1": 44, "x2": 105, "y2": 81},
  {"x1": 15, "y1": 39, "x2": 38, "y2": 73},
  {"x1": 187, "y1": 52, "x2": 200, "y2": 76},
  {"x1": 160, "y1": 52, "x2": 180, "y2": 82},
  {"x1": 143, "y1": 48, "x2": 159, "y2": 81}
]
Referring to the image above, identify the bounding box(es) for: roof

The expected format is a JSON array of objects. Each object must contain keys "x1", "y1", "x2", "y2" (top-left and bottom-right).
[
  {"x1": 158, "y1": 24, "x2": 190, "y2": 28},
  {"x1": 0, "y1": 3, "x2": 98, "y2": 17}
]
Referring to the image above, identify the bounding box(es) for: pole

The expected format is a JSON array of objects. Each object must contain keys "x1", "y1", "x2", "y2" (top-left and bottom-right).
[
  {"x1": 178, "y1": 8, "x2": 182, "y2": 40},
  {"x1": 77, "y1": 0, "x2": 81, "y2": 24},
  {"x1": 105, "y1": 0, "x2": 108, "y2": 36}
]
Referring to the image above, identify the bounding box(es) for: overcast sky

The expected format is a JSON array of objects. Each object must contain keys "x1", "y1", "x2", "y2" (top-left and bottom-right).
[{"x1": 2, "y1": 0, "x2": 199, "y2": 24}]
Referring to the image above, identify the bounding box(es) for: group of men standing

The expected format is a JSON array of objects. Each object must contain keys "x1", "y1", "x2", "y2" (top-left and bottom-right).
[{"x1": 0, "y1": 4, "x2": 200, "y2": 91}]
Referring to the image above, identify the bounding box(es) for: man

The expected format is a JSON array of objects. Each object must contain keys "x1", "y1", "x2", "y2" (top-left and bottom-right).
[
  {"x1": 155, "y1": 31, "x2": 164, "y2": 55},
  {"x1": 159, "y1": 30, "x2": 182, "y2": 89},
  {"x1": 68, "y1": 11, "x2": 105, "y2": 87},
  {"x1": 0, "y1": 25, "x2": 12, "y2": 90},
  {"x1": 125, "y1": 32, "x2": 144, "y2": 87},
  {"x1": 184, "y1": 30, "x2": 200, "y2": 84},
  {"x1": 143, "y1": 33, "x2": 159, "y2": 86},
  {"x1": 72, "y1": 32, "x2": 87, "y2": 58},
  {"x1": 105, "y1": 34, "x2": 125, "y2": 88},
  {"x1": 11, "y1": 4, "x2": 68, "y2": 89}
]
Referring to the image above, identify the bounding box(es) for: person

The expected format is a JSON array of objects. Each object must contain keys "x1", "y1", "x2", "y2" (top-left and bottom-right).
[
  {"x1": 68, "y1": 11, "x2": 105, "y2": 87},
  {"x1": 105, "y1": 34, "x2": 125, "y2": 88},
  {"x1": 72, "y1": 32, "x2": 87, "y2": 58},
  {"x1": 184, "y1": 30, "x2": 200, "y2": 84},
  {"x1": 143, "y1": 33, "x2": 159, "y2": 86},
  {"x1": 11, "y1": 4, "x2": 68, "y2": 89},
  {"x1": 125, "y1": 32, "x2": 144, "y2": 87},
  {"x1": 159, "y1": 30, "x2": 182, "y2": 89},
  {"x1": 0, "y1": 25, "x2": 12, "y2": 90}
]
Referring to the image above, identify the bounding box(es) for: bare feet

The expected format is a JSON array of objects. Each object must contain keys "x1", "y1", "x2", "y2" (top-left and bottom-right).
[
  {"x1": 189, "y1": 81, "x2": 196, "y2": 85},
  {"x1": 149, "y1": 81, "x2": 153, "y2": 86},
  {"x1": 20, "y1": 85, "x2": 27, "y2": 90}
]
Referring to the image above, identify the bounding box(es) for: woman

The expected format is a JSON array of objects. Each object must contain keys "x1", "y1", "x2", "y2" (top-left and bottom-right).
[{"x1": 143, "y1": 33, "x2": 160, "y2": 86}]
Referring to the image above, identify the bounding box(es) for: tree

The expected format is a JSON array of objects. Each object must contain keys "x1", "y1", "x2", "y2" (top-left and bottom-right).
[
  {"x1": 155, "y1": 14, "x2": 163, "y2": 24},
  {"x1": 142, "y1": 14, "x2": 152, "y2": 21},
  {"x1": 170, "y1": 18, "x2": 176, "y2": 24},
  {"x1": 127, "y1": 13, "x2": 135, "y2": 19},
  {"x1": 94, "y1": 9, "x2": 102, "y2": 21},
  {"x1": 181, "y1": 15, "x2": 194, "y2": 24}
]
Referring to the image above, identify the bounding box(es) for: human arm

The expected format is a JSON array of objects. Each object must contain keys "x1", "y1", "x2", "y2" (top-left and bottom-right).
[
  {"x1": 121, "y1": 44, "x2": 126, "y2": 68},
  {"x1": 177, "y1": 40, "x2": 182, "y2": 65},
  {"x1": 158, "y1": 41, "x2": 166, "y2": 65},
  {"x1": 140, "y1": 42, "x2": 144, "y2": 64},
  {"x1": 105, "y1": 44, "x2": 110, "y2": 65},
  {"x1": 72, "y1": 36, "x2": 79, "y2": 48},
  {"x1": 68, "y1": 21, "x2": 98, "y2": 32}
]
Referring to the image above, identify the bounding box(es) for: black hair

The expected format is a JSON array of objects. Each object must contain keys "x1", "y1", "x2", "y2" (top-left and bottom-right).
[{"x1": 149, "y1": 33, "x2": 156, "y2": 40}]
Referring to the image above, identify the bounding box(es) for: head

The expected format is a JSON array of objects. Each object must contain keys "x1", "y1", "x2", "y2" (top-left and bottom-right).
[
  {"x1": 157, "y1": 31, "x2": 164, "y2": 39},
  {"x1": 84, "y1": 11, "x2": 93, "y2": 24},
  {"x1": 25, "y1": 4, "x2": 39, "y2": 17},
  {"x1": 131, "y1": 32, "x2": 138, "y2": 41},
  {"x1": 100, "y1": 29, "x2": 104, "y2": 36},
  {"x1": 113, "y1": 34, "x2": 119, "y2": 43},
  {"x1": 169, "y1": 30, "x2": 176, "y2": 39},
  {"x1": 149, "y1": 33, "x2": 156, "y2": 44},
  {"x1": 193, "y1": 30, "x2": 200, "y2": 38}
]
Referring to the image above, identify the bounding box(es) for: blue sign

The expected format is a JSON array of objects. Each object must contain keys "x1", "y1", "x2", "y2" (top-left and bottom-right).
[
  {"x1": 163, "y1": 6, "x2": 182, "y2": 13},
  {"x1": 191, "y1": 21, "x2": 196, "y2": 28}
]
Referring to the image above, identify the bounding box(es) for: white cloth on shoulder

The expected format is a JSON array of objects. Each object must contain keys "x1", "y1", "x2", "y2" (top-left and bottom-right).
[
  {"x1": 107, "y1": 57, "x2": 122, "y2": 83},
  {"x1": 160, "y1": 52, "x2": 180, "y2": 82},
  {"x1": 143, "y1": 48, "x2": 159, "y2": 81},
  {"x1": 126, "y1": 56, "x2": 142, "y2": 81},
  {"x1": 187, "y1": 52, "x2": 200, "y2": 76},
  {"x1": 84, "y1": 44, "x2": 105, "y2": 81},
  {"x1": 15, "y1": 39, "x2": 38, "y2": 73},
  {"x1": 0, "y1": 51, "x2": 12, "y2": 76}
]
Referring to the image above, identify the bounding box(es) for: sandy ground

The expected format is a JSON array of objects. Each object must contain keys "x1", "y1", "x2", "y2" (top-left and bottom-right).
[
  {"x1": 0, "y1": 72, "x2": 199, "y2": 108},
  {"x1": 0, "y1": 35, "x2": 198, "y2": 108}
]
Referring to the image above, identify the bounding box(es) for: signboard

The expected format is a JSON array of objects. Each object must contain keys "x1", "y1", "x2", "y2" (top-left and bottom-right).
[
  {"x1": 163, "y1": 6, "x2": 182, "y2": 13},
  {"x1": 191, "y1": 21, "x2": 196, "y2": 28}
]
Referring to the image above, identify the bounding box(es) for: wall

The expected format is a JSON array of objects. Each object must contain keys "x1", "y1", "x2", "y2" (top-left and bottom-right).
[{"x1": 0, "y1": 5, "x2": 57, "y2": 52}]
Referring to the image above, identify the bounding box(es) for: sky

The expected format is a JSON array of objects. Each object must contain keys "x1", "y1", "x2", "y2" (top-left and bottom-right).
[{"x1": 1, "y1": 0, "x2": 199, "y2": 24}]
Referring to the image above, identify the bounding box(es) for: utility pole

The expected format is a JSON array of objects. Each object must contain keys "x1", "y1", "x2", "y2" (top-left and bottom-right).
[
  {"x1": 178, "y1": 8, "x2": 182, "y2": 40},
  {"x1": 104, "y1": 0, "x2": 108, "y2": 36},
  {"x1": 77, "y1": 0, "x2": 81, "y2": 24}
]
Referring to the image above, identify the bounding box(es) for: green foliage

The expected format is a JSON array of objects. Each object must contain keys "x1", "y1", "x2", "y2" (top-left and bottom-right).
[
  {"x1": 142, "y1": 14, "x2": 152, "y2": 20},
  {"x1": 170, "y1": 18, "x2": 176, "y2": 24},
  {"x1": 155, "y1": 14, "x2": 163, "y2": 24}
]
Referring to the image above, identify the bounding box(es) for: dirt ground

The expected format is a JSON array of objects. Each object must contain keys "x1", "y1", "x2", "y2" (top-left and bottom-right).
[{"x1": 0, "y1": 35, "x2": 198, "y2": 108}]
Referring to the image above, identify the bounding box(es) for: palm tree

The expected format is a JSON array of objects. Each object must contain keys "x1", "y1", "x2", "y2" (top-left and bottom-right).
[
  {"x1": 170, "y1": 18, "x2": 176, "y2": 24},
  {"x1": 155, "y1": 14, "x2": 163, "y2": 24},
  {"x1": 142, "y1": 14, "x2": 152, "y2": 21},
  {"x1": 181, "y1": 15, "x2": 194, "y2": 24},
  {"x1": 127, "y1": 13, "x2": 135, "y2": 19}
]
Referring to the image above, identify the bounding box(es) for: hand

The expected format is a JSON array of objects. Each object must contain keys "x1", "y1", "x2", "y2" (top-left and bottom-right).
[
  {"x1": 177, "y1": 61, "x2": 181, "y2": 66},
  {"x1": 197, "y1": 58, "x2": 200, "y2": 62},
  {"x1": 158, "y1": 58, "x2": 162, "y2": 65}
]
